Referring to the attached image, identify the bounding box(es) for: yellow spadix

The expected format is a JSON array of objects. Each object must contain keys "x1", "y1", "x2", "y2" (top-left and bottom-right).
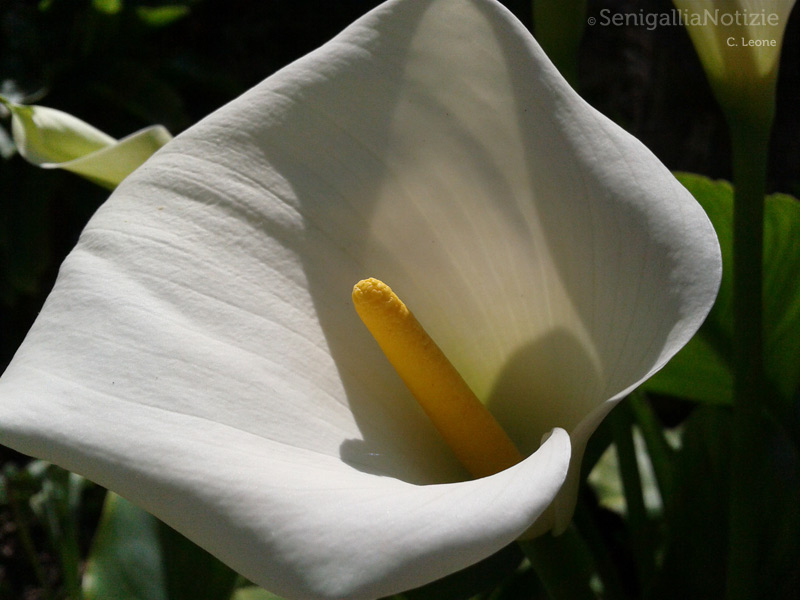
[{"x1": 352, "y1": 278, "x2": 523, "y2": 478}]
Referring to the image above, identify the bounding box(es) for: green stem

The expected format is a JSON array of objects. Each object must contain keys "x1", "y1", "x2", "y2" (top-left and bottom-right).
[
  {"x1": 573, "y1": 497, "x2": 630, "y2": 600},
  {"x1": 629, "y1": 392, "x2": 675, "y2": 505},
  {"x1": 5, "y1": 474, "x2": 56, "y2": 600},
  {"x1": 61, "y1": 473, "x2": 85, "y2": 600},
  {"x1": 519, "y1": 525, "x2": 597, "y2": 600},
  {"x1": 609, "y1": 402, "x2": 654, "y2": 597},
  {"x1": 725, "y1": 109, "x2": 772, "y2": 600}
]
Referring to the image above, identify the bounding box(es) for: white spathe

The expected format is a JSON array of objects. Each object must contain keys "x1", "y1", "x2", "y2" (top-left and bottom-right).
[{"x1": 0, "y1": 1, "x2": 720, "y2": 599}]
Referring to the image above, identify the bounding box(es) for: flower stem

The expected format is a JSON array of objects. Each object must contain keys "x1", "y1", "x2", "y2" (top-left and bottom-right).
[
  {"x1": 572, "y1": 498, "x2": 629, "y2": 600},
  {"x1": 629, "y1": 391, "x2": 675, "y2": 504},
  {"x1": 5, "y1": 473, "x2": 56, "y2": 600},
  {"x1": 519, "y1": 525, "x2": 597, "y2": 600},
  {"x1": 609, "y1": 402, "x2": 654, "y2": 597},
  {"x1": 726, "y1": 108, "x2": 772, "y2": 600}
]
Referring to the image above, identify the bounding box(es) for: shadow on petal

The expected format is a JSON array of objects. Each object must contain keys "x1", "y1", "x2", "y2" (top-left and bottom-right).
[{"x1": 487, "y1": 327, "x2": 603, "y2": 456}]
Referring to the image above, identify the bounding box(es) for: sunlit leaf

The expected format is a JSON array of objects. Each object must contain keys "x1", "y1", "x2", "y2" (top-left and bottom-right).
[
  {"x1": 158, "y1": 519, "x2": 239, "y2": 600},
  {"x1": 232, "y1": 587, "x2": 288, "y2": 600},
  {"x1": 83, "y1": 491, "x2": 239, "y2": 600},
  {"x1": 644, "y1": 173, "x2": 800, "y2": 406},
  {"x1": 93, "y1": 0, "x2": 123, "y2": 15},
  {"x1": 762, "y1": 192, "x2": 800, "y2": 401},
  {"x1": 83, "y1": 493, "x2": 167, "y2": 600},
  {"x1": 136, "y1": 5, "x2": 191, "y2": 27}
]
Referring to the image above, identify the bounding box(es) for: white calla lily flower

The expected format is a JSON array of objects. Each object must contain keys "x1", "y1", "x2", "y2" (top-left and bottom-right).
[{"x1": 0, "y1": 0, "x2": 720, "y2": 598}]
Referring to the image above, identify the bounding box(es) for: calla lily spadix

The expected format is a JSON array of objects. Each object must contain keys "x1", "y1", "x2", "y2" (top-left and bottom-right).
[{"x1": 0, "y1": 0, "x2": 720, "y2": 598}]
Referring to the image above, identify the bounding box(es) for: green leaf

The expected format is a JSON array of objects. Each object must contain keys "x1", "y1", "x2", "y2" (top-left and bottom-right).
[
  {"x1": 628, "y1": 392, "x2": 677, "y2": 508},
  {"x1": 232, "y1": 588, "x2": 288, "y2": 600},
  {"x1": 83, "y1": 492, "x2": 168, "y2": 600},
  {"x1": 136, "y1": 5, "x2": 191, "y2": 27},
  {"x1": 26, "y1": 465, "x2": 86, "y2": 599},
  {"x1": 519, "y1": 526, "x2": 598, "y2": 600},
  {"x1": 651, "y1": 407, "x2": 731, "y2": 599},
  {"x1": 396, "y1": 543, "x2": 524, "y2": 600},
  {"x1": 762, "y1": 192, "x2": 800, "y2": 401},
  {"x1": 83, "y1": 493, "x2": 240, "y2": 600},
  {"x1": 158, "y1": 520, "x2": 239, "y2": 600},
  {"x1": 643, "y1": 332, "x2": 732, "y2": 405},
  {"x1": 644, "y1": 173, "x2": 800, "y2": 406},
  {"x1": 93, "y1": 0, "x2": 123, "y2": 15}
]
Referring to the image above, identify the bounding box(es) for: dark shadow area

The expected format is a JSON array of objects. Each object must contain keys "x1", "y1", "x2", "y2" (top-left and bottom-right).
[{"x1": 486, "y1": 328, "x2": 603, "y2": 456}]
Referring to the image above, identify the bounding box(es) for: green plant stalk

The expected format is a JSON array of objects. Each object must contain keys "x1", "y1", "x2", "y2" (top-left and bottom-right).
[
  {"x1": 610, "y1": 403, "x2": 654, "y2": 597},
  {"x1": 41, "y1": 474, "x2": 84, "y2": 600},
  {"x1": 519, "y1": 524, "x2": 597, "y2": 600},
  {"x1": 628, "y1": 391, "x2": 676, "y2": 504},
  {"x1": 573, "y1": 496, "x2": 629, "y2": 600},
  {"x1": 61, "y1": 473, "x2": 85, "y2": 600},
  {"x1": 5, "y1": 476, "x2": 56, "y2": 600},
  {"x1": 725, "y1": 105, "x2": 772, "y2": 600}
]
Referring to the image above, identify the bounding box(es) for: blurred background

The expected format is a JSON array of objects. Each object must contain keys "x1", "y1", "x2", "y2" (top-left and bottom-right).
[{"x1": 1, "y1": 0, "x2": 798, "y2": 598}]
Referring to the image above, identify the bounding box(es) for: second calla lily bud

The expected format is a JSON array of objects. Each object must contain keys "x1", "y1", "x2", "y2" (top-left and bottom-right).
[
  {"x1": 672, "y1": 0, "x2": 796, "y2": 122},
  {"x1": 1, "y1": 97, "x2": 171, "y2": 189}
]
